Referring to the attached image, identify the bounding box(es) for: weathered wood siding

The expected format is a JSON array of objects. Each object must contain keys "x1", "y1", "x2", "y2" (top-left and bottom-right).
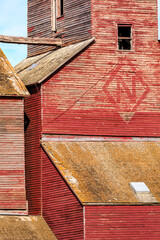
[
  {"x1": 0, "y1": 98, "x2": 26, "y2": 209},
  {"x1": 42, "y1": 149, "x2": 83, "y2": 240},
  {"x1": 24, "y1": 85, "x2": 42, "y2": 214},
  {"x1": 28, "y1": 0, "x2": 91, "y2": 57},
  {"x1": 85, "y1": 206, "x2": 160, "y2": 239},
  {"x1": 42, "y1": 0, "x2": 160, "y2": 136}
]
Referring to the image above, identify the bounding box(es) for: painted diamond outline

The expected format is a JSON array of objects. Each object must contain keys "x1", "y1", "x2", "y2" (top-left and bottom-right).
[{"x1": 103, "y1": 58, "x2": 150, "y2": 123}]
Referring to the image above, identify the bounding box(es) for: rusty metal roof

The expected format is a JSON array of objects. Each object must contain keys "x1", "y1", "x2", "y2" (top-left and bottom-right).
[
  {"x1": 15, "y1": 38, "x2": 95, "y2": 86},
  {"x1": 0, "y1": 215, "x2": 57, "y2": 239},
  {"x1": 0, "y1": 49, "x2": 29, "y2": 97},
  {"x1": 41, "y1": 141, "x2": 160, "y2": 205}
]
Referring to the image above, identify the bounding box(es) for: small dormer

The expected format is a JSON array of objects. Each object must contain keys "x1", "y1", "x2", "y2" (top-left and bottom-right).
[{"x1": 28, "y1": 0, "x2": 92, "y2": 57}]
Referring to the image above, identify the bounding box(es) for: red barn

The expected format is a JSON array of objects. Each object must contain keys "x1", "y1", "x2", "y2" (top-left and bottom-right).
[{"x1": 15, "y1": 0, "x2": 160, "y2": 239}]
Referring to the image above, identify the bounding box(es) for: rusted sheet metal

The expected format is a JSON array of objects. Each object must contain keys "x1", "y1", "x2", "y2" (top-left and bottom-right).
[
  {"x1": 0, "y1": 98, "x2": 26, "y2": 209},
  {"x1": 85, "y1": 206, "x2": 160, "y2": 239},
  {"x1": 27, "y1": 0, "x2": 91, "y2": 57},
  {"x1": 41, "y1": 141, "x2": 160, "y2": 204},
  {"x1": 0, "y1": 216, "x2": 57, "y2": 240},
  {"x1": 42, "y1": 149, "x2": 83, "y2": 240},
  {"x1": 15, "y1": 37, "x2": 94, "y2": 86},
  {"x1": 24, "y1": 85, "x2": 42, "y2": 215},
  {"x1": 0, "y1": 49, "x2": 29, "y2": 97}
]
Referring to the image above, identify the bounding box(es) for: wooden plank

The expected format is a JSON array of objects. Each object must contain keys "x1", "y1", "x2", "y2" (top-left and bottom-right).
[
  {"x1": 0, "y1": 35, "x2": 62, "y2": 46},
  {"x1": 27, "y1": 0, "x2": 91, "y2": 56},
  {"x1": 0, "y1": 98, "x2": 26, "y2": 210}
]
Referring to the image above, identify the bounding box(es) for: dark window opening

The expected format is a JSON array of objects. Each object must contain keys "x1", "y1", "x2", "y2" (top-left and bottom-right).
[
  {"x1": 60, "y1": 0, "x2": 64, "y2": 16},
  {"x1": 118, "y1": 25, "x2": 132, "y2": 50},
  {"x1": 24, "y1": 112, "x2": 30, "y2": 132},
  {"x1": 56, "y1": 0, "x2": 64, "y2": 18}
]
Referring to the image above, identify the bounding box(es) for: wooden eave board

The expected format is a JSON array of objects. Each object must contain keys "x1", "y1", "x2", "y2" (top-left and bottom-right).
[
  {"x1": 0, "y1": 216, "x2": 57, "y2": 240},
  {"x1": 0, "y1": 49, "x2": 29, "y2": 97},
  {"x1": 15, "y1": 38, "x2": 95, "y2": 86},
  {"x1": 41, "y1": 141, "x2": 160, "y2": 205}
]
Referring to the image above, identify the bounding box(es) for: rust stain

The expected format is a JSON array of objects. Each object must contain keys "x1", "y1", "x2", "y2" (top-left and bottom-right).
[
  {"x1": 42, "y1": 141, "x2": 160, "y2": 204},
  {"x1": 0, "y1": 216, "x2": 57, "y2": 239},
  {"x1": 0, "y1": 49, "x2": 29, "y2": 96}
]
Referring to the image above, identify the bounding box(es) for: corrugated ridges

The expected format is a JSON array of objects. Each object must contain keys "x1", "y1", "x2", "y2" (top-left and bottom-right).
[
  {"x1": 24, "y1": 85, "x2": 42, "y2": 215},
  {"x1": 42, "y1": 149, "x2": 83, "y2": 240},
  {"x1": 37, "y1": 0, "x2": 160, "y2": 137},
  {"x1": 85, "y1": 206, "x2": 160, "y2": 239},
  {"x1": 0, "y1": 98, "x2": 26, "y2": 209},
  {"x1": 41, "y1": 141, "x2": 160, "y2": 204}
]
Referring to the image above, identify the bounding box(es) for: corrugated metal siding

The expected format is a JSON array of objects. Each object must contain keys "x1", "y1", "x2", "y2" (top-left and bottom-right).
[
  {"x1": 42, "y1": 149, "x2": 83, "y2": 240},
  {"x1": 85, "y1": 206, "x2": 160, "y2": 239},
  {"x1": 42, "y1": 0, "x2": 160, "y2": 137},
  {"x1": 41, "y1": 141, "x2": 160, "y2": 204},
  {"x1": 27, "y1": 0, "x2": 91, "y2": 57},
  {"x1": 0, "y1": 98, "x2": 26, "y2": 209},
  {"x1": 24, "y1": 85, "x2": 41, "y2": 214}
]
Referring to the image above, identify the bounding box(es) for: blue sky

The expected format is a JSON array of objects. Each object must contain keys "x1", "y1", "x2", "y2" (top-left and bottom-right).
[{"x1": 0, "y1": 1, "x2": 27, "y2": 66}]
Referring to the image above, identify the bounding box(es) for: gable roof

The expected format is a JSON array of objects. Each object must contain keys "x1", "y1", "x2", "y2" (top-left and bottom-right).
[
  {"x1": 0, "y1": 216, "x2": 57, "y2": 240},
  {"x1": 15, "y1": 38, "x2": 95, "y2": 86},
  {"x1": 0, "y1": 49, "x2": 29, "y2": 97},
  {"x1": 41, "y1": 141, "x2": 160, "y2": 205}
]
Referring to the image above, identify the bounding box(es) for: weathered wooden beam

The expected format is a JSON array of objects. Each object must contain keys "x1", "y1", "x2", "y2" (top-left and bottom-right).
[{"x1": 0, "y1": 35, "x2": 62, "y2": 46}]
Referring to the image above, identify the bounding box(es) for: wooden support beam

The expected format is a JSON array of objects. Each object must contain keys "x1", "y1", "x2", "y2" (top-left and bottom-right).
[{"x1": 0, "y1": 35, "x2": 63, "y2": 46}]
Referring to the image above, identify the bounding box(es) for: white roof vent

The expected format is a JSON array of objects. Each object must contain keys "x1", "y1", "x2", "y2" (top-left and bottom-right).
[{"x1": 130, "y1": 182, "x2": 150, "y2": 193}]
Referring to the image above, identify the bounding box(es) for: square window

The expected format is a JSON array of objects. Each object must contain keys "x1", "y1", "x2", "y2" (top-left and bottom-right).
[{"x1": 118, "y1": 25, "x2": 132, "y2": 50}]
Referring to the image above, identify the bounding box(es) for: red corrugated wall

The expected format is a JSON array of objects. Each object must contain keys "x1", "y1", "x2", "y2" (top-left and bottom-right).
[
  {"x1": 0, "y1": 97, "x2": 26, "y2": 209},
  {"x1": 24, "y1": 85, "x2": 42, "y2": 215},
  {"x1": 42, "y1": 149, "x2": 83, "y2": 240},
  {"x1": 42, "y1": 0, "x2": 160, "y2": 137},
  {"x1": 85, "y1": 205, "x2": 160, "y2": 239}
]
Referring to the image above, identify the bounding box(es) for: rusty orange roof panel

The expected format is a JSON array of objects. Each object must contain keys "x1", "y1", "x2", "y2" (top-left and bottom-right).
[
  {"x1": 41, "y1": 141, "x2": 160, "y2": 205},
  {"x1": 0, "y1": 216, "x2": 57, "y2": 239},
  {"x1": 0, "y1": 49, "x2": 29, "y2": 96}
]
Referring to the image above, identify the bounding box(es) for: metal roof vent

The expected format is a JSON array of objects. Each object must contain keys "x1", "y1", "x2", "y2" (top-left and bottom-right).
[{"x1": 130, "y1": 182, "x2": 150, "y2": 193}]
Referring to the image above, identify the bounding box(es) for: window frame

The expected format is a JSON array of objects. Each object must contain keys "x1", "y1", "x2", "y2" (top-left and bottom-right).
[
  {"x1": 56, "y1": 0, "x2": 64, "y2": 19},
  {"x1": 51, "y1": 0, "x2": 64, "y2": 32},
  {"x1": 117, "y1": 24, "x2": 132, "y2": 51}
]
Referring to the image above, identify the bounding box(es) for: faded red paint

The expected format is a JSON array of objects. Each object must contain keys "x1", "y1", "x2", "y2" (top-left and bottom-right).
[
  {"x1": 42, "y1": 150, "x2": 83, "y2": 240},
  {"x1": 24, "y1": 86, "x2": 42, "y2": 215},
  {"x1": 85, "y1": 206, "x2": 160, "y2": 239},
  {"x1": 24, "y1": 0, "x2": 160, "y2": 238},
  {"x1": 41, "y1": 0, "x2": 160, "y2": 136},
  {"x1": 27, "y1": 26, "x2": 35, "y2": 33},
  {"x1": 0, "y1": 98, "x2": 26, "y2": 210}
]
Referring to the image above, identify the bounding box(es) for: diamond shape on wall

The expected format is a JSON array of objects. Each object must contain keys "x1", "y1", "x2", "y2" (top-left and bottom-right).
[{"x1": 102, "y1": 58, "x2": 150, "y2": 123}]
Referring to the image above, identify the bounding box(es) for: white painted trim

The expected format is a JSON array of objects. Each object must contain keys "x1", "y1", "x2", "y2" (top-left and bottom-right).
[
  {"x1": 51, "y1": 0, "x2": 56, "y2": 31},
  {"x1": 42, "y1": 134, "x2": 160, "y2": 142},
  {"x1": 158, "y1": 0, "x2": 160, "y2": 40}
]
